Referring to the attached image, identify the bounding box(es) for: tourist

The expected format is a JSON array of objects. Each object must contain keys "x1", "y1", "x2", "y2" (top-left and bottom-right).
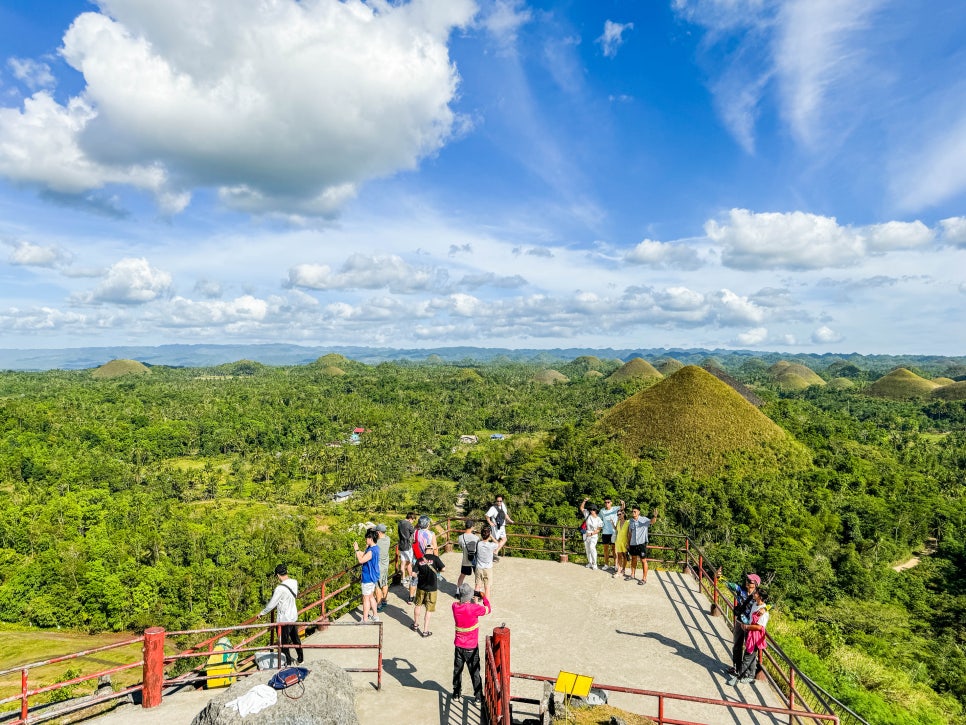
[
  {"x1": 409, "y1": 515, "x2": 440, "y2": 603},
  {"x1": 473, "y1": 524, "x2": 499, "y2": 600},
  {"x1": 598, "y1": 498, "x2": 622, "y2": 571},
  {"x1": 353, "y1": 529, "x2": 381, "y2": 623},
  {"x1": 613, "y1": 509, "x2": 630, "y2": 579},
  {"x1": 452, "y1": 583, "x2": 491, "y2": 701},
  {"x1": 258, "y1": 564, "x2": 302, "y2": 665},
  {"x1": 485, "y1": 494, "x2": 513, "y2": 558},
  {"x1": 579, "y1": 499, "x2": 604, "y2": 570},
  {"x1": 397, "y1": 511, "x2": 417, "y2": 592},
  {"x1": 723, "y1": 572, "x2": 760, "y2": 676},
  {"x1": 456, "y1": 519, "x2": 480, "y2": 591},
  {"x1": 374, "y1": 523, "x2": 390, "y2": 612},
  {"x1": 729, "y1": 588, "x2": 770, "y2": 686},
  {"x1": 412, "y1": 555, "x2": 439, "y2": 637},
  {"x1": 626, "y1": 505, "x2": 658, "y2": 585}
]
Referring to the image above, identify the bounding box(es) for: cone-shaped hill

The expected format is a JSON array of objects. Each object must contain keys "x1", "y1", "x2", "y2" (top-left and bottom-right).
[
  {"x1": 91, "y1": 359, "x2": 150, "y2": 379},
  {"x1": 584, "y1": 370, "x2": 605, "y2": 379},
  {"x1": 322, "y1": 365, "x2": 346, "y2": 376},
  {"x1": 598, "y1": 366, "x2": 807, "y2": 477},
  {"x1": 866, "y1": 368, "x2": 939, "y2": 399},
  {"x1": 931, "y1": 381, "x2": 966, "y2": 401},
  {"x1": 932, "y1": 377, "x2": 956, "y2": 386},
  {"x1": 769, "y1": 361, "x2": 825, "y2": 390},
  {"x1": 654, "y1": 357, "x2": 685, "y2": 376},
  {"x1": 702, "y1": 365, "x2": 764, "y2": 407},
  {"x1": 316, "y1": 353, "x2": 349, "y2": 366},
  {"x1": 533, "y1": 369, "x2": 568, "y2": 385},
  {"x1": 607, "y1": 357, "x2": 663, "y2": 383}
]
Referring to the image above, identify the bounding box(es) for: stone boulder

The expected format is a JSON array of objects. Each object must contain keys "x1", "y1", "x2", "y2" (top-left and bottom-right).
[{"x1": 191, "y1": 659, "x2": 358, "y2": 725}]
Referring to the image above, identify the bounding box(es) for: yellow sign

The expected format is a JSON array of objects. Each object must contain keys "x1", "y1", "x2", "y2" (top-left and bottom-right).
[{"x1": 554, "y1": 671, "x2": 593, "y2": 698}]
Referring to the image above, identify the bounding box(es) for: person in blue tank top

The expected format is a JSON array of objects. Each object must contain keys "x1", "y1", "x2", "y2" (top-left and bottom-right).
[{"x1": 353, "y1": 528, "x2": 381, "y2": 623}]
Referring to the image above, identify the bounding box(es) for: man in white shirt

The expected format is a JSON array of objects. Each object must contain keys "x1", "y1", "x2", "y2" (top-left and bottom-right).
[
  {"x1": 259, "y1": 564, "x2": 302, "y2": 665},
  {"x1": 627, "y1": 505, "x2": 658, "y2": 585},
  {"x1": 579, "y1": 499, "x2": 604, "y2": 570},
  {"x1": 473, "y1": 525, "x2": 499, "y2": 600},
  {"x1": 485, "y1": 495, "x2": 514, "y2": 559}
]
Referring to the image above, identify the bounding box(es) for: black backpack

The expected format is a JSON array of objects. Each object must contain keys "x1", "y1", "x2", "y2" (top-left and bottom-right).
[
  {"x1": 462, "y1": 535, "x2": 479, "y2": 566},
  {"x1": 494, "y1": 505, "x2": 506, "y2": 528}
]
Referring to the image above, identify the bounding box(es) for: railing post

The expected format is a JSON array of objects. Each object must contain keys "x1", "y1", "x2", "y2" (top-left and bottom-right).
[
  {"x1": 493, "y1": 626, "x2": 511, "y2": 722},
  {"x1": 321, "y1": 582, "x2": 327, "y2": 623},
  {"x1": 142, "y1": 627, "x2": 165, "y2": 709},
  {"x1": 560, "y1": 526, "x2": 569, "y2": 563},
  {"x1": 682, "y1": 537, "x2": 690, "y2": 573},
  {"x1": 20, "y1": 668, "x2": 28, "y2": 722},
  {"x1": 444, "y1": 518, "x2": 454, "y2": 553},
  {"x1": 658, "y1": 694, "x2": 665, "y2": 724},
  {"x1": 710, "y1": 568, "x2": 721, "y2": 616},
  {"x1": 788, "y1": 668, "x2": 796, "y2": 724},
  {"x1": 697, "y1": 554, "x2": 703, "y2": 592}
]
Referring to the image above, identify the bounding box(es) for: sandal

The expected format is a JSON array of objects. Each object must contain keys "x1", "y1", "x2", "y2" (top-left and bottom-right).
[
  {"x1": 411, "y1": 622, "x2": 421, "y2": 633},
  {"x1": 421, "y1": 630, "x2": 433, "y2": 638}
]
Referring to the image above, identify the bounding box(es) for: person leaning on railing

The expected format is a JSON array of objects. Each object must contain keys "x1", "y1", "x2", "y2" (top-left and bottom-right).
[{"x1": 721, "y1": 571, "x2": 760, "y2": 677}]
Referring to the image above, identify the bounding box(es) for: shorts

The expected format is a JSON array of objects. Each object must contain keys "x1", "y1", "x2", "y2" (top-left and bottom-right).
[
  {"x1": 399, "y1": 549, "x2": 415, "y2": 563},
  {"x1": 361, "y1": 582, "x2": 376, "y2": 596},
  {"x1": 474, "y1": 567, "x2": 492, "y2": 589},
  {"x1": 600, "y1": 534, "x2": 614, "y2": 545},
  {"x1": 378, "y1": 571, "x2": 389, "y2": 588},
  {"x1": 628, "y1": 544, "x2": 648, "y2": 558},
  {"x1": 461, "y1": 564, "x2": 474, "y2": 576},
  {"x1": 414, "y1": 589, "x2": 437, "y2": 611},
  {"x1": 492, "y1": 526, "x2": 506, "y2": 541}
]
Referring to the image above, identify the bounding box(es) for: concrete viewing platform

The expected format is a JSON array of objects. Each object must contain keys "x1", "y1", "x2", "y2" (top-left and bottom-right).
[{"x1": 89, "y1": 552, "x2": 785, "y2": 725}]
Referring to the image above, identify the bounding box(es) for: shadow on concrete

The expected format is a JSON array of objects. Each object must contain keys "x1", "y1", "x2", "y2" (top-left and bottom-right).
[
  {"x1": 616, "y1": 629, "x2": 726, "y2": 672},
  {"x1": 437, "y1": 691, "x2": 484, "y2": 725},
  {"x1": 381, "y1": 656, "x2": 447, "y2": 694}
]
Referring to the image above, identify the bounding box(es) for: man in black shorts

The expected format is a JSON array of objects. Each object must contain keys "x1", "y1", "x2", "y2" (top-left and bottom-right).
[
  {"x1": 626, "y1": 505, "x2": 658, "y2": 585},
  {"x1": 456, "y1": 519, "x2": 480, "y2": 592}
]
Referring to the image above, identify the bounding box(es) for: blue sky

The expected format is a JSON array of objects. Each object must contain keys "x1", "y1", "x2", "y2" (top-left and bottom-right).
[{"x1": 1, "y1": 0, "x2": 965, "y2": 354}]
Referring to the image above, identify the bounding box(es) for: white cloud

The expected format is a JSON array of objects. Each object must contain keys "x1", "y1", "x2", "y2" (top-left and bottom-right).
[
  {"x1": 713, "y1": 289, "x2": 765, "y2": 324},
  {"x1": 597, "y1": 20, "x2": 634, "y2": 59},
  {"x1": 79, "y1": 257, "x2": 172, "y2": 304},
  {"x1": 7, "y1": 58, "x2": 56, "y2": 90},
  {"x1": 654, "y1": 286, "x2": 705, "y2": 311},
  {"x1": 481, "y1": 0, "x2": 531, "y2": 48},
  {"x1": 706, "y1": 209, "x2": 935, "y2": 270},
  {"x1": 811, "y1": 324, "x2": 843, "y2": 343},
  {"x1": 894, "y1": 111, "x2": 966, "y2": 212},
  {"x1": 939, "y1": 216, "x2": 966, "y2": 247},
  {"x1": 624, "y1": 238, "x2": 704, "y2": 270},
  {"x1": 287, "y1": 254, "x2": 448, "y2": 293},
  {"x1": 735, "y1": 327, "x2": 768, "y2": 345},
  {"x1": 7, "y1": 240, "x2": 71, "y2": 268},
  {"x1": 0, "y1": 0, "x2": 476, "y2": 216},
  {"x1": 774, "y1": 0, "x2": 883, "y2": 147},
  {"x1": 194, "y1": 279, "x2": 223, "y2": 299}
]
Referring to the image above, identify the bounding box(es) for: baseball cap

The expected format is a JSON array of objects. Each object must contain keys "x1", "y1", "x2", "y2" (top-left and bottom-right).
[
  {"x1": 375, "y1": 523, "x2": 387, "y2": 532},
  {"x1": 746, "y1": 573, "x2": 761, "y2": 586}
]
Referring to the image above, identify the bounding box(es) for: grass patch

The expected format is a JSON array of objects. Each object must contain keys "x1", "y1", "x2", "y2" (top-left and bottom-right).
[{"x1": 554, "y1": 703, "x2": 655, "y2": 724}]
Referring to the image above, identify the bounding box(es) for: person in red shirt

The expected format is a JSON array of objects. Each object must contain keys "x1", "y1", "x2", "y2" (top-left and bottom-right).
[{"x1": 452, "y1": 582, "x2": 491, "y2": 701}]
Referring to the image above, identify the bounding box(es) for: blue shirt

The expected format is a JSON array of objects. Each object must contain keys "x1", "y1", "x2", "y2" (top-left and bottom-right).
[
  {"x1": 600, "y1": 506, "x2": 620, "y2": 535},
  {"x1": 361, "y1": 544, "x2": 380, "y2": 584}
]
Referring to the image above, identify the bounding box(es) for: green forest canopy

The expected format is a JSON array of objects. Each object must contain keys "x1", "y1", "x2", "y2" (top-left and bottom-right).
[{"x1": 1, "y1": 354, "x2": 965, "y2": 723}]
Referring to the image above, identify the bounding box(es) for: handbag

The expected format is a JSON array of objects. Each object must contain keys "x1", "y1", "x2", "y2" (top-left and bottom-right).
[{"x1": 267, "y1": 666, "x2": 310, "y2": 699}]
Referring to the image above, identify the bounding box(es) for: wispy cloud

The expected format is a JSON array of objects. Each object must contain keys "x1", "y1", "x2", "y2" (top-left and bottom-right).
[{"x1": 598, "y1": 20, "x2": 634, "y2": 58}]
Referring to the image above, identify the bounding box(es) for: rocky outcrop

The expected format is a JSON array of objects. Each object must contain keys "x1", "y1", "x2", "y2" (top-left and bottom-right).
[{"x1": 191, "y1": 659, "x2": 358, "y2": 725}]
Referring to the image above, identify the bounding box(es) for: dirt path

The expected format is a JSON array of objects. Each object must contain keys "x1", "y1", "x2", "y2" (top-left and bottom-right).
[{"x1": 892, "y1": 556, "x2": 920, "y2": 572}]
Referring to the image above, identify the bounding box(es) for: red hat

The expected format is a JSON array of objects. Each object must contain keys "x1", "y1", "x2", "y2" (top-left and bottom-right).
[{"x1": 746, "y1": 573, "x2": 761, "y2": 585}]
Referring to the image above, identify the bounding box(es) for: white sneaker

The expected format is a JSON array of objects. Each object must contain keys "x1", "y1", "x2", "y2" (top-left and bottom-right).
[{"x1": 591, "y1": 565, "x2": 598, "y2": 570}]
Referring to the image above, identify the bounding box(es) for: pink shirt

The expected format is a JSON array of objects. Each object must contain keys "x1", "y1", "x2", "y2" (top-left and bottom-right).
[{"x1": 452, "y1": 596, "x2": 491, "y2": 649}]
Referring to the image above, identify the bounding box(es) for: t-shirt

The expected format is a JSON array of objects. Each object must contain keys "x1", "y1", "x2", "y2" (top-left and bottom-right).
[
  {"x1": 458, "y1": 532, "x2": 480, "y2": 567},
  {"x1": 475, "y1": 540, "x2": 498, "y2": 569},
  {"x1": 415, "y1": 528, "x2": 434, "y2": 557},
  {"x1": 397, "y1": 519, "x2": 414, "y2": 551},
  {"x1": 751, "y1": 603, "x2": 770, "y2": 629},
  {"x1": 627, "y1": 516, "x2": 652, "y2": 546},
  {"x1": 600, "y1": 506, "x2": 620, "y2": 535},
  {"x1": 361, "y1": 545, "x2": 380, "y2": 584},
  {"x1": 259, "y1": 579, "x2": 299, "y2": 622},
  {"x1": 486, "y1": 503, "x2": 508, "y2": 529},
  {"x1": 453, "y1": 596, "x2": 490, "y2": 649},
  {"x1": 583, "y1": 512, "x2": 603, "y2": 537},
  {"x1": 416, "y1": 560, "x2": 439, "y2": 592},
  {"x1": 377, "y1": 535, "x2": 390, "y2": 576}
]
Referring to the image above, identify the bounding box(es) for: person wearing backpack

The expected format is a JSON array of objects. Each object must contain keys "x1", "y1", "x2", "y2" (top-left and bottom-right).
[
  {"x1": 485, "y1": 494, "x2": 513, "y2": 559},
  {"x1": 456, "y1": 519, "x2": 480, "y2": 592},
  {"x1": 258, "y1": 564, "x2": 302, "y2": 665}
]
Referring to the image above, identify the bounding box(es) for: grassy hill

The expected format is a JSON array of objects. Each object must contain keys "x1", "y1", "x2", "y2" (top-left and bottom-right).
[
  {"x1": 770, "y1": 361, "x2": 826, "y2": 390},
  {"x1": 533, "y1": 369, "x2": 568, "y2": 384},
  {"x1": 597, "y1": 366, "x2": 808, "y2": 476},
  {"x1": 931, "y1": 381, "x2": 966, "y2": 401},
  {"x1": 90, "y1": 359, "x2": 150, "y2": 379},
  {"x1": 607, "y1": 357, "x2": 663, "y2": 383},
  {"x1": 866, "y1": 368, "x2": 940, "y2": 399},
  {"x1": 654, "y1": 357, "x2": 685, "y2": 376}
]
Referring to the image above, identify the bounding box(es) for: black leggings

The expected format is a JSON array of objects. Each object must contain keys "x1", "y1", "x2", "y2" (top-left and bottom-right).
[{"x1": 453, "y1": 646, "x2": 482, "y2": 698}]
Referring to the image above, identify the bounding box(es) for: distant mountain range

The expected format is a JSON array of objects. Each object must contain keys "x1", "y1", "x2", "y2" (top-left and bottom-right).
[{"x1": 0, "y1": 343, "x2": 963, "y2": 372}]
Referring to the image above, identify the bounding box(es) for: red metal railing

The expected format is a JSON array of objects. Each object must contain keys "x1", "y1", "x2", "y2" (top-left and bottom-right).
[
  {"x1": 0, "y1": 554, "x2": 387, "y2": 724},
  {"x1": 483, "y1": 627, "x2": 511, "y2": 725},
  {"x1": 509, "y1": 672, "x2": 840, "y2": 725}
]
